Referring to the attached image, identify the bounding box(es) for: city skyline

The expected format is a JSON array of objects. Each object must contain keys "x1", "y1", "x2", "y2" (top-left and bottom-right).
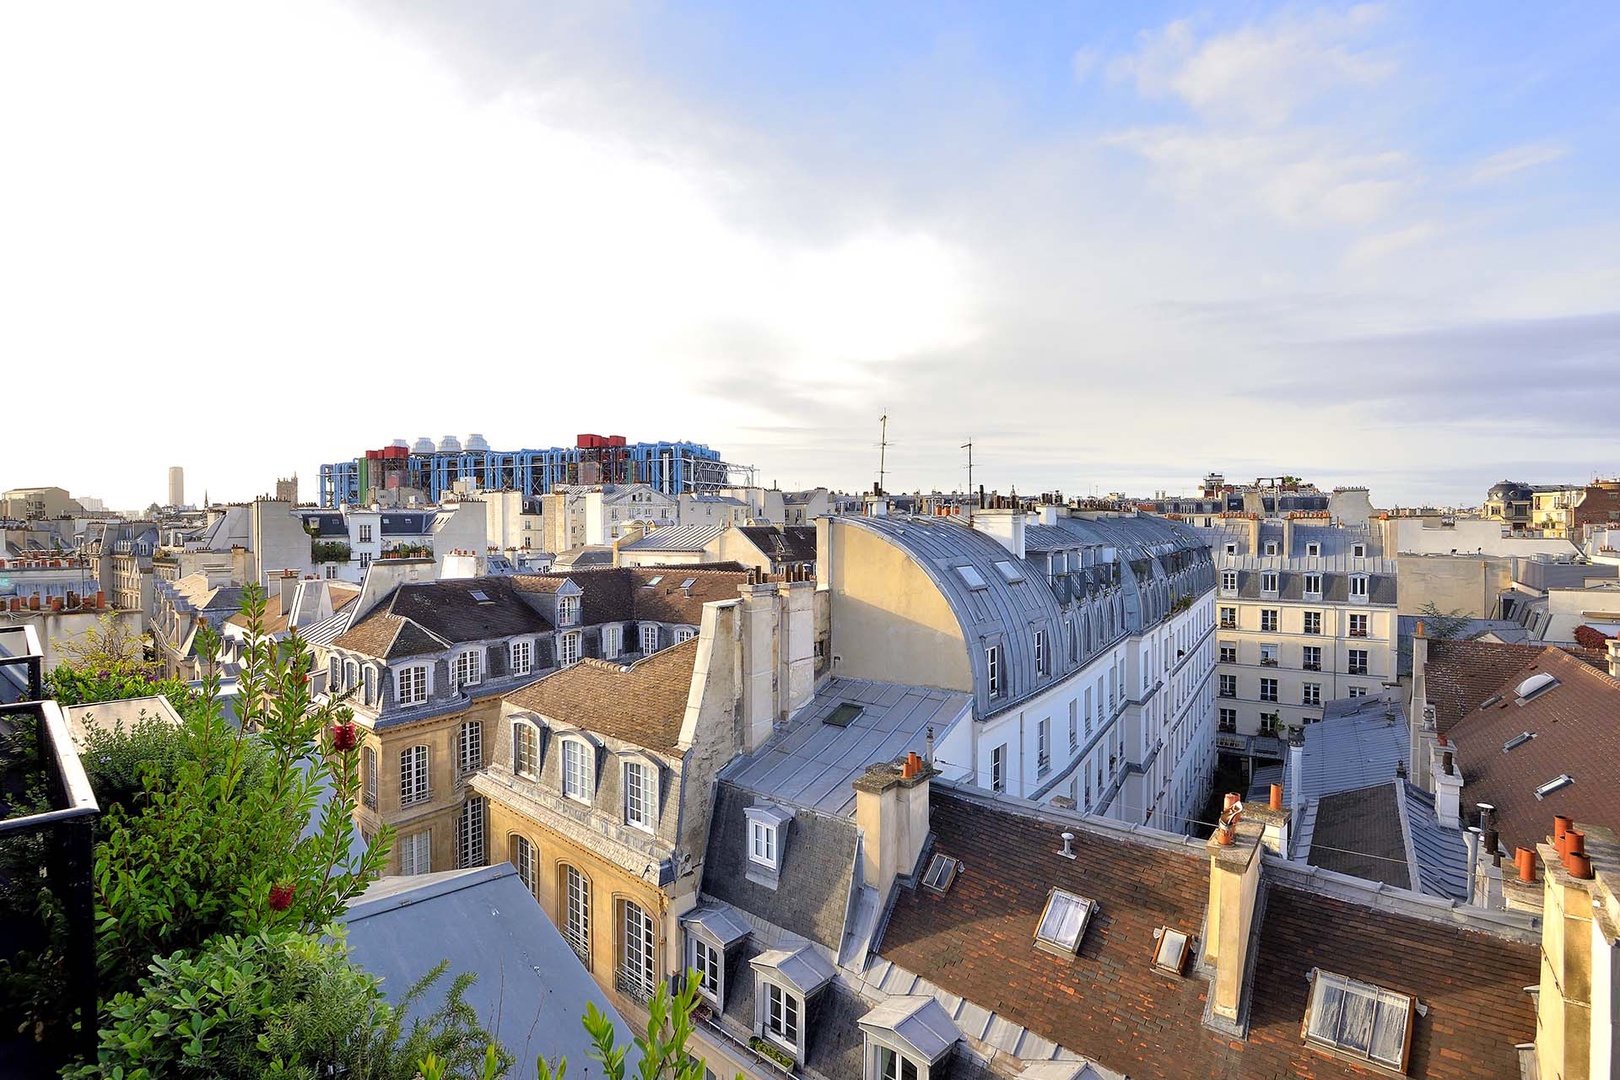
[{"x1": 4, "y1": 2, "x2": 1617, "y2": 509}]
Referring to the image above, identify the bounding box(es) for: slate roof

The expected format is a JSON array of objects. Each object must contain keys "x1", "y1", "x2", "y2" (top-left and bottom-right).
[
  {"x1": 334, "y1": 577, "x2": 551, "y2": 658},
  {"x1": 339, "y1": 865, "x2": 636, "y2": 1080},
  {"x1": 520, "y1": 566, "x2": 752, "y2": 627},
  {"x1": 504, "y1": 638, "x2": 699, "y2": 757},
  {"x1": 1440, "y1": 642, "x2": 1620, "y2": 852},
  {"x1": 724, "y1": 679, "x2": 972, "y2": 816},
  {"x1": 700, "y1": 780, "x2": 858, "y2": 952},
  {"x1": 1308, "y1": 783, "x2": 1411, "y2": 888},
  {"x1": 738, "y1": 525, "x2": 818, "y2": 564},
  {"x1": 878, "y1": 789, "x2": 1538, "y2": 1080}
]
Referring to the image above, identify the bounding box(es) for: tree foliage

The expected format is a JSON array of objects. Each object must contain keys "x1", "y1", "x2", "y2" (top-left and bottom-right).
[{"x1": 1417, "y1": 601, "x2": 1472, "y2": 641}]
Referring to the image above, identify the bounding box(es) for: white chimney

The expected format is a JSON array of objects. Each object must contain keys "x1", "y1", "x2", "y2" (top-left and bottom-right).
[
  {"x1": 1608, "y1": 639, "x2": 1620, "y2": 680},
  {"x1": 1432, "y1": 738, "x2": 1462, "y2": 829}
]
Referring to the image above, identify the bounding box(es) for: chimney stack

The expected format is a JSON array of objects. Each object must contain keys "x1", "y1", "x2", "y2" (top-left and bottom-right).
[
  {"x1": 1206, "y1": 800, "x2": 1265, "y2": 1025},
  {"x1": 853, "y1": 757, "x2": 933, "y2": 900}
]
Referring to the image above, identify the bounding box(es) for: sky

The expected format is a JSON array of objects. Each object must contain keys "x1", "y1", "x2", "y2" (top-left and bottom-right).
[{"x1": 3, "y1": 2, "x2": 1617, "y2": 511}]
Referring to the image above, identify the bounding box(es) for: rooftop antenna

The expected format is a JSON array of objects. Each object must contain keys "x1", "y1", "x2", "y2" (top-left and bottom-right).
[
  {"x1": 877, "y1": 413, "x2": 889, "y2": 497},
  {"x1": 961, "y1": 439, "x2": 974, "y2": 522}
]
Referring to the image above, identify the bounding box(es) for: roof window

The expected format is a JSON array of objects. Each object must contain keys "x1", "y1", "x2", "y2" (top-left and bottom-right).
[
  {"x1": 469, "y1": 589, "x2": 491, "y2": 603},
  {"x1": 1033, "y1": 888, "x2": 1094, "y2": 957},
  {"x1": 994, "y1": 560, "x2": 1026, "y2": 584},
  {"x1": 824, "y1": 703, "x2": 864, "y2": 728},
  {"x1": 1534, "y1": 774, "x2": 1574, "y2": 800},
  {"x1": 954, "y1": 565, "x2": 988, "y2": 590},
  {"x1": 679, "y1": 578, "x2": 696, "y2": 590},
  {"x1": 644, "y1": 575, "x2": 663, "y2": 587},
  {"x1": 921, "y1": 855, "x2": 959, "y2": 893},
  {"x1": 1502, "y1": 731, "x2": 1536, "y2": 753},
  {"x1": 1151, "y1": 927, "x2": 1193, "y2": 975},
  {"x1": 1303, "y1": 969, "x2": 1414, "y2": 1072},
  {"x1": 1516, "y1": 672, "x2": 1557, "y2": 702}
]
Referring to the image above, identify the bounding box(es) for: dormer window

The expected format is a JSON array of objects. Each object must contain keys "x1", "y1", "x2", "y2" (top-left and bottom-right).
[
  {"x1": 1033, "y1": 629, "x2": 1047, "y2": 676},
  {"x1": 395, "y1": 664, "x2": 429, "y2": 706},
  {"x1": 743, "y1": 803, "x2": 793, "y2": 886},
  {"x1": 1261, "y1": 571, "x2": 1279, "y2": 594},
  {"x1": 453, "y1": 649, "x2": 482, "y2": 688},
  {"x1": 557, "y1": 594, "x2": 580, "y2": 626},
  {"x1": 1303, "y1": 970, "x2": 1414, "y2": 1072},
  {"x1": 682, "y1": 904, "x2": 751, "y2": 1010},
  {"x1": 1221, "y1": 570, "x2": 1237, "y2": 593},
  {"x1": 1034, "y1": 888, "x2": 1095, "y2": 957},
  {"x1": 751, "y1": 819, "x2": 777, "y2": 866},
  {"x1": 1264, "y1": 541, "x2": 1279, "y2": 556},
  {"x1": 751, "y1": 943, "x2": 834, "y2": 1067},
  {"x1": 623, "y1": 758, "x2": 656, "y2": 830},
  {"x1": 859, "y1": 997, "x2": 959, "y2": 1080},
  {"x1": 1349, "y1": 574, "x2": 1369, "y2": 599},
  {"x1": 986, "y1": 645, "x2": 1002, "y2": 697},
  {"x1": 1224, "y1": 543, "x2": 1237, "y2": 557},
  {"x1": 510, "y1": 639, "x2": 532, "y2": 676},
  {"x1": 560, "y1": 737, "x2": 594, "y2": 802},
  {"x1": 1352, "y1": 543, "x2": 1367, "y2": 558},
  {"x1": 640, "y1": 624, "x2": 660, "y2": 655},
  {"x1": 1304, "y1": 572, "x2": 1323, "y2": 596},
  {"x1": 1306, "y1": 542, "x2": 1321, "y2": 558}
]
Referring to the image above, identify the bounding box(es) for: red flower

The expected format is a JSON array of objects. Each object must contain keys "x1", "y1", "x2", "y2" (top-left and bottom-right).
[
  {"x1": 268, "y1": 883, "x2": 296, "y2": 911},
  {"x1": 330, "y1": 722, "x2": 358, "y2": 751}
]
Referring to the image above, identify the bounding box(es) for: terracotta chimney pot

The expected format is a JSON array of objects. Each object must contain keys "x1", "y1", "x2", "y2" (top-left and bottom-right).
[
  {"x1": 1516, "y1": 847, "x2": 1536, "y2": 883},
  {"x1": 1569, "y1": 853, "x2": 1594, "y2": 880},
  {"x1": 1269, "y1": 783, "x2": 1283, "y2": 811}
]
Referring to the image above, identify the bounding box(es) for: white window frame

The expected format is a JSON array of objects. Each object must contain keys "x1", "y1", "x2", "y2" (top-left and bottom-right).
[
  {"x1": 457, "y1": 719, "x2": 483, "y2": 774},
  {"x1": 1033, "y1": 629, "x2": 1047, "y2": 676},
  {"x1": 1348, "y1": 649, "x2": 1370, "y2": 676},
  {"x1": 1221, "y1": 569, "x2": 1237, "y2": 593},
  {"x1": 558, "y1": 630, "x2": 583, "y2": 668},
  {"x1": 1349, "y1": 574, "x2": 1369, "y2": 599},
  {"x1": 1036, "y1": 718, "x2": 1050, "y2": 774},
  {"x1": 561, "y1": 737, "x2": 593, "y2": 803},
  {"x1": 1303, "y1": 683, "x2": 1322, "y2": 707},
  {"x1": 557, "y1": 594, "x2": 581, "y2": 627},
  {"x1": 453, "y1": 648, "x2": 483, "y2": 689},
  {"x1": 563, "y1": 864, "x2": 591, "y2": 967},
  {"x1": 673, "y1": 626, "x2": 696, "y2": 644},
  {"x1": 396, "y1": 664, "x2": 429, "y2": 707},
  {"x1": 362, "y1": 665, "x2": 376, "y2": 706},
  {"x1": 1261, "y1": 571, "x2": 1279, "y2": 594},
  {"x1": 510, "y1": 639, "x2": 532, "y2": 677},
  {"x1": 603, "y1": 625, "x2": 623, "y2": 659},
  {"x1": 399, "y1": 828, "x2": 431, "y2": 875},
  {"x1": 511, "y1": 834, "x2": 536, "y2": 895},
  {"x1": 1303, "y1": 645, "x2": 1323, "y2": 671},
  {"x1": 750, "y1": 819, "x2": 778, "y2": 868},
  {"x1": 986, "y1": 644, "x2": 1002, "y2": 697},
  {"x1": 620, "y1": 900, "x2": 658, "y2": 1000},
  {"x1": 640, "y1": 623, "x2": 660, "y2": 654},
  {"x1": 689, "y1": 934, "x2": 723, "y2": 1004},
  {"x1": 1034, "y1": 888, "x2": 1095, "y2": 956},
  {"x1": 1260, "y1": 677, "x2": 1279, "y2": 703},
  {"x1": 623, "y1": 759, "x2": 655, "y2": 831},
  {"x1": 457, "y1": 796, "x2": 486, "y2": 869},
  {"x1": 362, "y1": 745, "x2": 378, "y2": 809},
  {"x1": 765, "y1": 981, "x2": 801, "y2": 1052},
  {"x1": 513, "y1": 718, "x2": 541, "y2": 778},
  {"x1": 874, "y1": 1043, "x2": 921, "y2": 1080},
  {"x1": 1304, "y1": 573, "x2": 1323, "y2": 597},
  {"x1": 990, "y1": 743, "x2": 1007, "y2": 793},
  {"x1": 400, "y1": 744, "x2": 430, "y2": 807},
  {"x1": 1303, "y1": 969, "x2": 1414, "y2": 1071}
]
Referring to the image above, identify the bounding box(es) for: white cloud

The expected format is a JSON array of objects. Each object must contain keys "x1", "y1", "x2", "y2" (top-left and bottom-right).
[
  {"x1": 1467, "y1": 142, "x2": 1569, "y2": 185},
  {"x1": 1345, "y1": 220, "x2": 1440, "y2": 266},
  {"x1": 1071, "y1": 46, "x2": 1103, "y2": 82},
  {"x1": 1113, "y1": 5, "x2": 1393, "y2": 126}
]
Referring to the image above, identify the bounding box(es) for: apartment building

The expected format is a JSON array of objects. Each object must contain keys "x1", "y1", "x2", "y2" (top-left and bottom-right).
[
  {"x1": 1197, "y1": 517, "x2": 1396, "y2": 764},
  {"x1": 299, "y1": 501, "x2": 488, "y2": 582},
  {"x1": 819, "y1": 506, "x2": 1218, "y2": 834},
  {"x1": 540, "y1": 484, "x2": 678, "y2": 552}
]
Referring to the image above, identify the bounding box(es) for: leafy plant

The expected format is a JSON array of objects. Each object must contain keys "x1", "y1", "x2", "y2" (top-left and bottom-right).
[{"x1": 1417, "y1": 601, "x2": 1472, "y2": 641}]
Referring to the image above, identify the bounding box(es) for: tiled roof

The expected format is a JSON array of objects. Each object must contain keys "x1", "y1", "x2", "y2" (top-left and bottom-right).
[
  {"x1": 331, "y1": 614, "x2": 448, "y2": 660},
  {"x1": 1443, "y1": 643, "x2": 1620, "y2": 852},
  {"x1": 1422, "y1": 637, "x2": 1544, "y2": 733},
  {"x1": 504, "y1": 637, "x2": 699, "y2": 756},
  {"x1": 878, "y1": 790, "x2": 1537, "y2": 1080}
]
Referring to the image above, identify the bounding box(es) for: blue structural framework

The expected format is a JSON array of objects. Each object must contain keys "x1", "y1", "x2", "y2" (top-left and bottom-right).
[{"x1": 318, "y1": 438, "x2": 729, "y2": 507}]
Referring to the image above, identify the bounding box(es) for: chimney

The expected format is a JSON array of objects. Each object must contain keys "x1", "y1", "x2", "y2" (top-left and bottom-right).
[
  {"x1": 1609, "y1": 639, "x2": 1620, "y2": 681},
  {"x1": 972, "y1": 508, "x2": 1027, "y2": 559},
  {"x1": 1282, "y1": 516, "x2": 1295, "y2": 556},
  {"x1": 1205, "y1": 798, "x2": 1265, "y2": 1026},
  {"x1": 854, "y1": 757, "x2": 932, "y2": 901},
  {"x1": 775, "y1": 577, "x2": 816, "y2": 721},
  {"x1": 1532, "y1": 820, "x2": 1617, "y2": 1080},
  {"x1": 1287, "y1": 732, "x2": 1307, "y2": 819},
  {"x1": 1431, "y1": 739, "x2": 1463, "y2": 828},
  {"x1": 278, "y1": 569, "x2": 298, "y2": 616},
  {"x1": 1246, "y1": 515, "x2": 1260, "y2": 555},
  {"x1": 1410, "y1": 621, "x2": 1436, "y2": 791}
]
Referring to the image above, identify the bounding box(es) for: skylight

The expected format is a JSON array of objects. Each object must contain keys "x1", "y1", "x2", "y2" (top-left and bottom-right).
[
  {"x1": 1516, "y1": 672, "x2": 1557, "y2": 702},
  {"x1": 468, "y1": 589, "x2": 491, "y2": 603},
  {"x1": 994, "y1": 560, "x2": 1026, "y2": 584},
  {"x1": 679, "y1": 578, "x2": 696, "y2": 590},
  {"x1": 954, "y1": 565, "x2": 988, "y2": 590},
  {"x1": 921, "y1": 854, "x2": 960, "y2": 893},
  {"x1": 1534, "y1": 774, "x2": 1574, "y2": 800},
  {"x1": 643, "y1": 575, "x2": 663, "y2": 587},
  {"x1": 1502, "y1": 731, "x2": 1536, "y2": 753},
  {"x1": 1151, "y1": 927, "x2": 1192, "y2": 976},
  {"x1": 823, "y1": 703, "x2": 863, "y2": 728},
  {"x1": 1034, "y1": 889, "x2": 1094, "y2": 956}
]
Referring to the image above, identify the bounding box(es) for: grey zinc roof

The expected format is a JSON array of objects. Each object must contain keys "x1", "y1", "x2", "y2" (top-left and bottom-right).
[
  {"x1": 339, "y1": 865, "x2": 636, "y2": 1080},
  {"x1": 751, "y1": 943, "x2": 836, "y2": 996},
  {"x1": 619, "y1": 524, "x2": 726, "y2": 551},
  {"x1": 857, "y1": 996, "x2": 961, "y2": 1063},
  {"x1": 1291, "y1": 691, "x2": 1410, "y2": 803},
  {"x1": 1403, "y1": 785, "x2": 1470, "y2": 899},
  {"x1": 724, "y1": 678, "x2": 972, "y2": 816}
]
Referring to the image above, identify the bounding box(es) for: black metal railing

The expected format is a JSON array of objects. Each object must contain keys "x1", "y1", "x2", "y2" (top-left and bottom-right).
[{"x1": 0, "y1": 625, "x2": 100, "y2": 1058}]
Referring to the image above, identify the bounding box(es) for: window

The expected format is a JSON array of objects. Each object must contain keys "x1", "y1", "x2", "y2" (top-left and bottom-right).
[
  {"x1": 562, "y1": 739, "x2": 592, "y2": 801},
  {"x1": 457, "y1": 797, "x2": 486, "y2": 868},
  {"x1": 325, "y1": 564, "x2": 337, "y2": 579},
  {"x1": 399, "y1": 829, "x2": 431, "y2": 875},
  {"x1": 1219, "y1": 642, "x2": 1237, "y2": 664},
  {"x1": 1303, "y1": 611, "x2": 1322, "y2": 635},
  {"x1": 358, "y1": 524, "x2": 373, "y2": 543},
  {"x1": 1264, "y1": 541, "x2": 1279, "y2": 557},
  {"x1": 1304, "y1": 970, "x2": 1414, "y2": 1071},
  {"x1": 1260, "y1": 678, "x2": 1279, "y2": 703},
  {"x1": 511, "y1": 835, "x2": 536, "y2": 894},
  {"x1": 1259, "y1": 712, "x2": 1280, "y2": 736},
  {"x1": 344, "y1": 660, "x2": 359, "y2": 694},
  {"x1": 454, "y1": 649, "x2": 483, "y2": 688},
  {"x1": 1034, "y1": 888, "x2": 1095, "y2": 956},
  {"x1": 457, "y1": 720, "x2": 483, "y2": 774},
  {"x1": 877, "y1": 1046, "x2": 920, "y2": 1080},
  {"x1": 1306, "y1": 542, "x2": 1320, "y2": 558},
  {"x1": 1259, "y1": 643, "x2": 1279, "y2": 667},
  {"x1": 921, "y1": 854, "x2": 960, "y2": 893},
  {"x1": 1348, "y1": 686, "x2": 1368, "y2": 698},
  {"x1": 691, "y1": 935, "x2": 722, "y2": 1002},
  {"x1": 1302, "y1": 645, "x2": 1322, "y2": 671},
  {"x1": 674, "y1": 627, "x2": 696, "y2": 644},
  {"x1": 328, "y1": 656, "x2": 339, "y2": 691},
  {"x1": 1224, "y1": 542, "x2": 1237, "y2": 556},
  {"x1": 640, "y1": 624, "x2": 660, "y2": 654},
  {"x1": 602, "y1": 625, "x2": 623, "y2": 659},
  {"x1": 624, "y1": 760, "x2": 654, "y2": 830},
  {"x1": 1033, "y1": 629, "x2": 1047, "y2": 676},
  {"x1": 766, "y1": 983, "x2": 800, "y2": 1048},
  {"x1": 557, "y1": 594, "x2": 580, "y2": 626},
  {"x1": 1220, "y1": 606, "x2": 1237, "y2": 629},
  {"x1": 1068, "y1": 700, "x2": 1078, "y2": 751},
  {"x1": 1037, "y1": 718, "x2": 1050, "y2": 774},
  {"x1": 1302, "y1": 683, "x2": 1322, "y2": 707},
  {"x1": 994, "y1": 560, "x2": 1026, "y2": 584},
  {"x1": 990, "y1": 744, "x2": 1007, "y2": 792},
  {"x1": 510, "y1": 639, "x2": 532, "y2": 676},
  {"x1": 620, "y1": 901, "x2": 657, "y2": 1002},
  {"x1": 1348, "y1": 649, "x2": 1369, "y2": 676},
  {"x1": 363, "y1": 666, "x2": 376, "y2": 706},
  {"x1": 358, "y1": 552, "x2": 372, "y2": 570},
  {"x1": 1349, "y1": 613, "x2": 1369, "y2": 637},
  {"x1": 362, "y1": 746, "x2": 377, "y2": 809},
  {"x1": 954, "y1": 564, "x2": 988, "y2": 590},
  {"x1": 400, "y1": 745, "x2": 430, "y2": 807},
  {"x1": 1221, "y1": 570, "x2": 1237, "y2": 593},
  {"x1": 1304, "y1": 573, "x2": 1323, "y2": 597},
  {"x1": 513, "y1": 720, "x2": 540, "y2": 778},
  {"x1": 1152, "y1": 927, "x2": 1193, "y2": 976},
  {"x1": 1261, "y1": 571, "x2": 1279, "y2": 594},
  {"x1": 1260, "y1": 609, "x2": 1279, "y2": 632},
  {"x1": 1218, "y1": 708, "x2": 1237, "y2": 733},
  {"x1": 1349, "y1": 574, "x2": 1369, "y2": 599},
  {"x1": 558, "y1": 631, "x2": 582, "y2": 667},
  {"x1": 750, "y1": 819, "x2": 778, "y2": 867},
  {"x1": 986, "y1": 645, "x2": 1002, "y2": 697},
  {"x1": 396, "y1": 665, "x2": 428, "y2": 706},
  {"x1": 1219, "y1": 674, "x2": 1237, "y2": 698},
  {"x1": 562, "y1": 865, "x2": 591, "y2": 966},
  {"x1": 1352, "y1": 543, "x2": 1367, "y2": 558}
]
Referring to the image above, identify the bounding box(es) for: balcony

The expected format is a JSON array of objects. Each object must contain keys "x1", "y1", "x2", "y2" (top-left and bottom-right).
[
  {"x1": 614, "y1": 966, "x2": 656, "y2": 1007},
  {"x1": 1348, "y1": 666, "x2": 1370, "y2": 677},
  {"x1": 0, "y1": 625, "x2": 100, "y2": 1062},
  {"x1": 1218, "y1": 688, "x2": 1237, "y2": 698},
  {"x1": 1260, "y1": 658, "x2": 1279, "y2": 667},
  {"x1": 1219, "y1": 620, "x2": 1238, "y2": 630},
  {"x1": 1348, "y1": 629, "x2": 1369, "y2": 638},
  {"x1": 1303, "y1": 662, "x2": 1321, "y2": 672}
]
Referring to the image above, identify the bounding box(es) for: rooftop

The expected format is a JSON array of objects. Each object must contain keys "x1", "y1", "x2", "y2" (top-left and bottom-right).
[{"x1": 504, "y1": 637, "x2": 700, "y2": 757}]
